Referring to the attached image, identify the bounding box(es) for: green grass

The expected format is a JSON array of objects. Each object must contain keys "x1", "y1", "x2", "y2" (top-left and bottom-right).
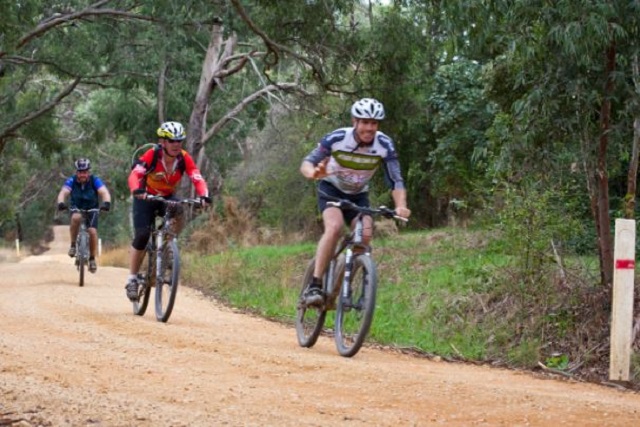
[{"x1": 182, "y1": 228, "x2": 515, "y2": 359}]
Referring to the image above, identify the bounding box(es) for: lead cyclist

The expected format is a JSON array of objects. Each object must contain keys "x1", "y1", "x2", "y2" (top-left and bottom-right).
[{"x1": 299, "y1": 98, "x2": 411, "y2": 307}]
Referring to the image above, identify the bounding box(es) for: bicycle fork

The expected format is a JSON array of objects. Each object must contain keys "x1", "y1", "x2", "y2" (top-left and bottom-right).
[
  {"x1": 76, "y1": 228, "x2": 88, "y2": 267},
  {"x1": 339, "y1": 248, "x2": 354, "y2": 308},
  {"x1": 155, "y1": 232, "x2": 164, "y2": 283}
]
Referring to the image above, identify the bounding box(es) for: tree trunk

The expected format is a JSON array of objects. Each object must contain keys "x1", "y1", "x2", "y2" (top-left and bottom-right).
[
  {"x1": 625, "y1": 118, "x2": 640, "y2": 219},
  {"x1": 186, "y1": 19, "x2": 224, "y2": 159},
  {"x1": 157, "y1": 62, "x2": 167, "y2": 124},
  {"x1": 625, "y1": 55, "x2": 640, "y2": 219},
  {"x1": 179, "y1": 19, "x2": 224, "y2": 198},
  {"x1": 595, "y1": 39, "x2": 616, "y2": 287}
]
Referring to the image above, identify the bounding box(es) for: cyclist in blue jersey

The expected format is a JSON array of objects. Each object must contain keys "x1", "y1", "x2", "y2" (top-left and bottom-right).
[
  {"x1": 300, "y1": 98, "x2": 411, "y2": 306},
  {"x1": 56, "y1": 158, "x2": 112, "y2": 273}
]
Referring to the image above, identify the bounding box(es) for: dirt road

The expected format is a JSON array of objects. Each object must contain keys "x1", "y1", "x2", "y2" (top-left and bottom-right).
[{"x1": 1, "y1": 226, "x2": 640, "y2": 426}]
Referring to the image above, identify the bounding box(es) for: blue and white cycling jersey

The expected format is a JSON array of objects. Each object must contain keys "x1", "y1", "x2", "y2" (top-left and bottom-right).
[
  {"x1": 304, "y1": 127, "x2": 406, "y2": 194},
  {"x1": 63, "y1": 175, "x2": 106, "y2": 210}
]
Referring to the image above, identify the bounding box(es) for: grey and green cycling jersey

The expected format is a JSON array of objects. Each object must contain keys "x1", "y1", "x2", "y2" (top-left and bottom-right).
[{"x1": 304, "y1": 127, "x2": 406, "y2": 195}]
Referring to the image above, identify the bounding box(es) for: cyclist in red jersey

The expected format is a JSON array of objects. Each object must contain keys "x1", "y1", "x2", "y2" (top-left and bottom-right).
[{"x1": 125, "y1": 121, "x2": 211, "y2": 301}]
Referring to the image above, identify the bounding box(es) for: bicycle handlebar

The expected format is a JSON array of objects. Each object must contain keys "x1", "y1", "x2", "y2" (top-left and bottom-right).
[
  {"x1": 69, "y1": 208, "x2": 101, "y2": 213},
  {"x1": 144, "y1": 195, "x2": 203, "y2": 206},
  {"x1": 326, "y1": 200, "x2": 409, "y2": 222}
]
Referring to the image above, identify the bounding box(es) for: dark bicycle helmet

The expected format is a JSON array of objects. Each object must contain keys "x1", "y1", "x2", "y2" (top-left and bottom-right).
[
  {"x1": 75, "y1": 158, "x2": 91, "y2": 171},
  {"x1": 157, "y1": 121, "x2": 186, "y2": 141},
  {"x1": 351, "y1": 98, "x2": 385, "y2": 120}
]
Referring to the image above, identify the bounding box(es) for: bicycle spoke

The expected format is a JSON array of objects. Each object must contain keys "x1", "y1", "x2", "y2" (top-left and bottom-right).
[
  {"x1": 155, "y1": 240, "x2": 180, "y2": 322},
  {"x1": 77, "y1": 230, "x2": 88, "y2": 287},
  {"x1": 295, "y1": 258, "x2": 326, "y2": 348},
  {"x1": 334, "y1": 255, "x2": 377, "y2": 357},
  {"x1": 133, "y1": 251, "x2": 152, "y2": 316}
]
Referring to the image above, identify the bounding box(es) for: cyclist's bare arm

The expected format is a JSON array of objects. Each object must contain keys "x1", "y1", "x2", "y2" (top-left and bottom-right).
[
  {"x1": 300, "y1": 159, "x2": 330, "y2": 180},
  {"x1": 300, "y1": 157, "x2": 329, "y2": 179},
  {"x1": 391, "y1": 189, "x2": 411, "y2": 219},
  {"x1": 56, "y1": 187, "x2": 71, "y2": 205},
  {"x1": 97, "y1": 186, "x2": 111, "y2": 204}
]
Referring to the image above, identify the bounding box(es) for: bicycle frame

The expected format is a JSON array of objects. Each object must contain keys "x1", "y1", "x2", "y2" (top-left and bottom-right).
[
  {"x1": 132, "y1": 195, "x2": 201, "y2": 322},
  {"x1": 324, "y1": 206, "x2": 375, "y2": 309},
  {"x1": 296, "y1": 196, "x2": 407, "y2": 356}
]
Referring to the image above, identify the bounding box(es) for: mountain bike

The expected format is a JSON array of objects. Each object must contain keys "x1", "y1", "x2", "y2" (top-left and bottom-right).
[
  {"x1": 295, "y1": 198, "x2": 408, "y2": 357},
  {"x1": 132, "y1": 195, "x2": 202, "y2": 323},
  {"x1": 69, "y1": 208, "x2": 100, "y2": 287}
]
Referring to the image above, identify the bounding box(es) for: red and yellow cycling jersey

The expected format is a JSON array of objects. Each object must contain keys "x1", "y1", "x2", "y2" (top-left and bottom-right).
[{"x1": 128, "y1": 147, "x2": 208, "y2": 197}]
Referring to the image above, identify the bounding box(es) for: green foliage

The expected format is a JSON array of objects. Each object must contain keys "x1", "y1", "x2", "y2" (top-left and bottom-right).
[
  {"x1": 355, "y1": 6, "x2": 441, "y2": 226},
  {"x1": 631, "y1": 352, "x2": 640, "y2": 382},
  {"x1": 427, "y1": 59, "x2": 496, "y2": 201},
  {"x1": 74, "y1": 89, "x2": 156, "y2": 146},
  {"x1": 226, "y1": 101, "x2": 334, "y2": 232},
  {"x1": 545, "y1": 353, "x2": 569, "y2": 370},
  {"x1": 507, "y1": 339, "x2": 541, "y2": 369},
  {"x1": 487, "y1": 179, "x2": 584, "y2": 298}
]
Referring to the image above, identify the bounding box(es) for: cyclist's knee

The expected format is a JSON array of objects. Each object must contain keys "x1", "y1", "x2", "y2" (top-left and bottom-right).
[
  {"x1": 323, "y1": 224, "x2": 342, "y2": 240},
  {"x1": 132, "y1": 229, "x2": 151, "y2": 250}
]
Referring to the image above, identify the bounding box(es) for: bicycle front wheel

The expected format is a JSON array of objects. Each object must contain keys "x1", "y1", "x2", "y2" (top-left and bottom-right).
[
  {"x1": 155, "y1": 239, "x2": 180, "y2": 323},
  {"x1": 334, "y1": 254, "x2": 378, "y2": 357},
  {"x1": 133, "y1": 249, "x2": 153, "y2": 316},
  {"x1": 78, "y1": 256, "x2": 85, "y2": 287},
  {"x1": 77, "y1": 232, "x2": 88, "y2": 287},
  {"x1": 295, "y1": 257, "x2": 327, "y2": 348}
]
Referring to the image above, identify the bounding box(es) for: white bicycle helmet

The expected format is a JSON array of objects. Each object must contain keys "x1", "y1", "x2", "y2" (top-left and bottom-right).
[
  {"x1": 157, "y1": 121, "x2": 186, "y2": 141},
  {"x1": 351, "y1": 98, "x2": 385, "y2": 120},
  {"x1": 74, "y1": 158, "x2": 91, "y2": 171}
]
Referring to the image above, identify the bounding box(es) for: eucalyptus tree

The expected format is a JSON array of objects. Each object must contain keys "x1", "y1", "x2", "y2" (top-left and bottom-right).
[{"x1": 434, "y1": 0, "x2": 640, "y2": 287}]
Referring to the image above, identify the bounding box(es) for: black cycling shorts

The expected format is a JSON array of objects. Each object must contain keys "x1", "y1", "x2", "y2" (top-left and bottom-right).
[
  {"x1": 70, "y1": 209, "x2": 99, "y2": 229},
  {"x1": 132, "y1": 195, "x2": 182, "y2": 231},
  {"x1": 317, "y1": 180, "x2": 369, "y2": 225}
]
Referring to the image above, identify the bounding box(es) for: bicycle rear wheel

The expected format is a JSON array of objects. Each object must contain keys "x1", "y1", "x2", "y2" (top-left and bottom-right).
[
  {"x1": 133, "y1": 249, "x2": 153, "y2": 316},
  {"x1": 334, "y1": 254, "x2": 377, "y2": 357},
  {"x1": 155, "y1": 239, "x2": 180, "y2": 322},
  {"x1": 295, "y1": 257, "x2": 327, "y2": 348},
  {"x1": 77, "y1": 231, "x2": 88, "y2": 287}
]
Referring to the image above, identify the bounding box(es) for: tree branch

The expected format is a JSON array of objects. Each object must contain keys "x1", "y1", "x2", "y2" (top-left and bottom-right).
[
  {"x1": 229, "y1": 0, "x2": 328, "y2": 86},
  {"x1": 0, "y1": 77, "x2": 81, "y2": 155},
  {"x1": 16, "y1": 3, "x2": 156, "y2": 51},
  {"x1": 203, "y1": 83, "x2": 310, "y2": 143}
]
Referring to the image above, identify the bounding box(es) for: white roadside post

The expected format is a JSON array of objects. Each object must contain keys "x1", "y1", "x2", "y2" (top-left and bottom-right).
[
  {"x1": 610, "y1": 218, "x2": 636, "y2": 381},
  {"x1": 15, "y1": 239, "x2": 20, "y2": 257}
]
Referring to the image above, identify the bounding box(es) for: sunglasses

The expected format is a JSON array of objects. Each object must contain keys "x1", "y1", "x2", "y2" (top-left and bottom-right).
[{"x1": 166, "y1": 139, "x2": 183, "y2": 144}]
